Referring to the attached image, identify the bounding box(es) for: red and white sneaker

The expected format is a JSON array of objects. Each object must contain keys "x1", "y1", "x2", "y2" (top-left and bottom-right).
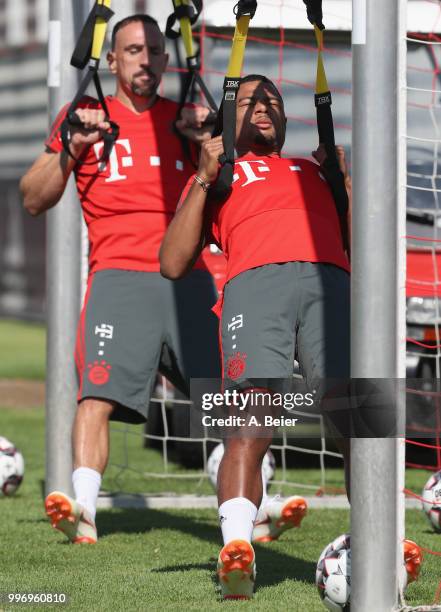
[
  {"x1": 217, "y1": 539, "x2": 256, "y2": 600},
  {"x1": 404, "y1": 539, "x2": 423, "y2": 584},
  {"x1": 252, "y1": 495, "x2": 307, "y2": 543},
  {"x1": 45, "y1": 491, "x2": 97, "y2": 544}
]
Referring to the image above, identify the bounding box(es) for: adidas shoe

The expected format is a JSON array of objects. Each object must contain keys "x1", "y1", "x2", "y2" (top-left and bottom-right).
[
  {"x1": 217, "y1": 539, "x2": 256, "y2": 600},
  {"x1": 45, "y1": 491, "x2": 97, "y2": 544},
  {"x1": 252, "y1": 495, "x2": 307, "y2": 543}
]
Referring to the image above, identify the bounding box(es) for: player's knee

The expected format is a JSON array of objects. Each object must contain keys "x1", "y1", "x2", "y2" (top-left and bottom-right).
[
  {"x1": 76, "y1": 398, "x2": 115, "y2": 424},
  {"x1": 224, "y1": 436, "x2": 271, "y2": 463}
]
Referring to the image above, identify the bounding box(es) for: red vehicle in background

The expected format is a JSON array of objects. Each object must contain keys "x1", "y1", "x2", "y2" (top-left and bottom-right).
[
  {"x1": 406, "y1": 156, "x2": 441, "y2": 382},
  {"x1": 406, "y1": 246, "x2": 441, "y2": 380}
]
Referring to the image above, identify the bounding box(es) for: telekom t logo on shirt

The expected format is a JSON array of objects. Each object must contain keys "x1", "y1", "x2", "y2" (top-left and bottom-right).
[
  {"x1": 94, "y1": 139, "x2": 133, "y2": 182},
  {"x1": 93, "y1": 138, "x2": 184, "y2": 183},
  {"x1": 232, "y1": 159, "x2": 303, "y2": 187},
  {"x1": 233, "y1": 160, "x2": 269, "y2": 187}
]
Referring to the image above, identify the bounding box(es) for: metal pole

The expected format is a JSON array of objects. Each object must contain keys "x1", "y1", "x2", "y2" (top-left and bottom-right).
[
  {"x1": 396, "y1": 0, "x2": 408, "y2": 599},
  {"x1": 45, "y1": 0, "x2": 84, "y2": 496},
  {"x1": 351, "y1": 0, "x2": 405, "y2": 610}
]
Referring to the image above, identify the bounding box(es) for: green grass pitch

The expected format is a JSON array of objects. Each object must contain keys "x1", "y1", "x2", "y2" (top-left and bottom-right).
[
  {"x1": 0, "y1": 320, "x2": 46, "y2": 380},
  {"x1": 0, "y1": 406, "x2": 440, "y2": 611},
  {"x1": 0, "y1": 319, "x2": 440, "y2": 609}
]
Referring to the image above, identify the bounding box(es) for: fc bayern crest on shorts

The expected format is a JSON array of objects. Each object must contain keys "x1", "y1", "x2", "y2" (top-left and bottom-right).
[
  {"x1": 87, "y1": 360, "x2": 112, "y2": 385},
  {"x1": 226, "y1": 352, "x2": 247, "y2": 380}
]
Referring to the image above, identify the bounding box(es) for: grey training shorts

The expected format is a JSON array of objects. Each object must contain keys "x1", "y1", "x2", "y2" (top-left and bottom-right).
[
  {"x1": 75, "y1": 269, "x2": 220, "y2": 423},
  {"x1": 220, "y1": 262, "x2": 350, "y2": 394}
]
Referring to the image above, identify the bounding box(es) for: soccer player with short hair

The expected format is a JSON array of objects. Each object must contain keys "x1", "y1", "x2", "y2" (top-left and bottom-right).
[
  {"x1": 160, "y1": 75, "x2": 351, "y2": 599},
  {"x1": 20, "y1": 14, "x2": 220, "y2": 544}
]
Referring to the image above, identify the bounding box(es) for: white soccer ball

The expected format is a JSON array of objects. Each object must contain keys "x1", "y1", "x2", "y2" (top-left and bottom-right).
[
  {"x1": 316, "y1": 534, "x2": 351, "y2": 611},
  {"x1": 421, "y1": 470, "x2": 441, "y2": 533},
  {"x1": 0, "y1": 436, "x2": 24, "y2": 496},
  {"x1": 207, "y1": 442, "x2": 275, "y2": 490},
  {"x1": 316, "y1": 533, "x2": 421, "y2": 609}
]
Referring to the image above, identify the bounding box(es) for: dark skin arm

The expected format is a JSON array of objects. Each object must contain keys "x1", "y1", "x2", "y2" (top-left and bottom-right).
[{"x1": 159, "y1": 135, "x2": 225, "y2": 280}]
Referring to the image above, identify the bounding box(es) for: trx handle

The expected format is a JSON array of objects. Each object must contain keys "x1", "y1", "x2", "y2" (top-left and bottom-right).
[
  {"x1": 313, "y1": 23, "x2": 350, "y2": 254},
  {"x1": 61, "y1": 0, "x2": 119, "y2": 166},
  {"x1": 211, "y1": 0, "x2": 257, "y2": 201}
]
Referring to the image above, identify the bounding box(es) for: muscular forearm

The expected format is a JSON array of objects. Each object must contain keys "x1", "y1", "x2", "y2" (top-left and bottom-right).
[
  {"x1": 160, "y1": 180, "x2": 208, "y2": 279},
  {"x1": 20, "y1": 150, "x2": 79, "y2": 216}
]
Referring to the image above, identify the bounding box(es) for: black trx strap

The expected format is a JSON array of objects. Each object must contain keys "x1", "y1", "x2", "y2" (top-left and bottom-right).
[
  {"x1": 303, "y1": 0, "x2": 324, "y2": 31},
  {"x1": 166, "y1": 0, "x2": 218, "y2": 166},
  {"x1": 60, "y1": 0, "x2": 119, "y2": 166},
  {"x1": 304, "y1": 0, "x2": 350, "y2": 254},
  {"x1": 210, "y1": 0, "x2": 257, "y2": 201}
]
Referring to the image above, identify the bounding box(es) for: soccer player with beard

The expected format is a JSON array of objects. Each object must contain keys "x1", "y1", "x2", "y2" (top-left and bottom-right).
[
  {"x1": 160, "y1": 75, "x2": 351, "y2": 599},
  {"x1": 20, "y1": 15, "x2": 220, "y2": 543}
]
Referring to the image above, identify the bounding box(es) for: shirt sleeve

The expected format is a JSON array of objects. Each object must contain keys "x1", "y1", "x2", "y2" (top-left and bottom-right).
[{"x1": 44, "y1": 103, "x2": 69, "y2": 153}]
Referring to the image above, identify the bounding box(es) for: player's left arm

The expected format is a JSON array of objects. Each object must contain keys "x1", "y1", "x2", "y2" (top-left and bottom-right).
[
  {"x1": 175, "y1": 104, "x2": 214, "y2": 144},
  {"x1": 313, "y1": 144, "x2": 352, "y2": 248}
]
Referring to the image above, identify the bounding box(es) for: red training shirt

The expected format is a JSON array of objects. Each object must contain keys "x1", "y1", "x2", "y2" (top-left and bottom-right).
[
  {"x1": 181, "y1": 152, "x2": 350, "y2": 289},
  {"x1": 46, "y1": 95, "x2": 207, "y2": 275}
]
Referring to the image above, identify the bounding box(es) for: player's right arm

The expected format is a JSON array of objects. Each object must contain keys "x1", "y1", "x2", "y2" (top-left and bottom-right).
[
  {"x1": 20, "y1": 109, "x2": 110, "y2": 216},
  {"x1": 160, "y1": 135, "x2": 224, "y2": 280}
]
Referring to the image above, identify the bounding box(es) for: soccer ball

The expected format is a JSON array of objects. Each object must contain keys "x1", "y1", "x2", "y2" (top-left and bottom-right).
[
  {"x1": 316, "y1": 534, "x2": 422, "y2": 610},
  {"x1": 421, "y1": 470, "x2": 441, "y2": 532},
  {"x1": 206, "y1": 442, "x2": 275, "y2": 490},
  {"x1": 0, "y1": 436, "x2": 24, "y2": 496},
  {"x1": 316, "y1": 533, "x2": 351, "y2": 611}
]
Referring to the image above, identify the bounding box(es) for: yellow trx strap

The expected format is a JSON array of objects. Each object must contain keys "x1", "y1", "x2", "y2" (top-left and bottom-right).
[
  {"x1": 91, "y1": 0, "x2": 112, "y2": 61},
  {"x1": 211, "y1": 1, "x2": 257, "y2": 200},
  {"x1": 306, "y1": 5, "x2": 350, "y2": 254},
  {"x1": 314, "y1": 25, "x2": 329, "y2": 95},
  {"x1": 166, "y1": 0, "x2": 217, "y2": 155},
  {"x1": 61, "y1": 0, "x2": 118, "y2": 165},
  {"x1": 175, "y1": 0, "x2": 196, "y2": 59},
  {"x1": 226, "y1": 12, "x2": 253, "y2": 77}
]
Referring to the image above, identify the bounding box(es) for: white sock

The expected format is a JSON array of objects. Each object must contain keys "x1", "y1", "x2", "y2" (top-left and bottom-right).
[
  {"x1": 72, "y1": 467, "x2": 101, "y2": 521},
  {"x1": 218, "y1": 497, "x2": 258, "y2": 545}
]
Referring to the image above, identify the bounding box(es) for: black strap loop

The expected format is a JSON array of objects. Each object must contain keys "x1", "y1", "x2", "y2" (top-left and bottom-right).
[
  {"x1": 303, "y1": 0, "x2": 325, "y2": 30},
  {"x1": 234, "y1": 0, "x2": 257, "y2": 19},
  {"x1": 210, "y1": 77, "x2": 241, "y2": 201},
  {"x1": 71, "y1": 3, "x2": 114, "y2": 69},
  {"x1": 165, "y1": 1, "x2": 202, "y2": 39},
  {"x1": 315, "y1": 93, "x2": 350, "y2": 254}
]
